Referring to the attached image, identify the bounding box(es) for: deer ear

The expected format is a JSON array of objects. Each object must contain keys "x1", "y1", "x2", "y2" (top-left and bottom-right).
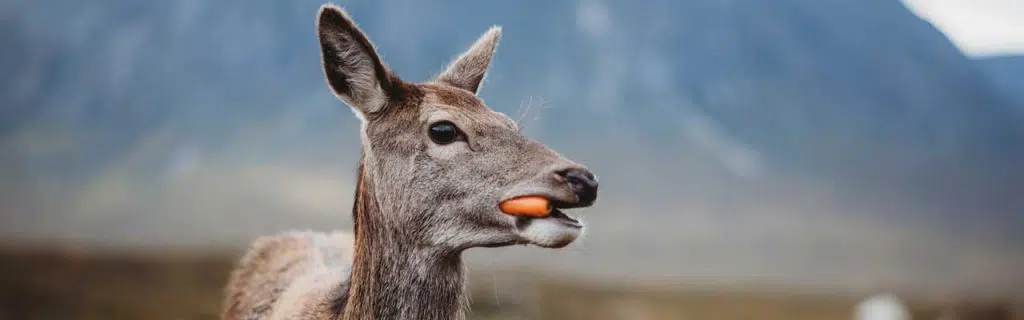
[
  {"x1": 317, "y1": 4, "x2": 394, "y2": 115},
  {"x1": 435, "y1": 26, "x2": 501, "y2": 95}
]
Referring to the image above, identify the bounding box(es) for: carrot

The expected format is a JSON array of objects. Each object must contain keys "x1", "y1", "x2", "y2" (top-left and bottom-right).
[{"x1": 500, "y1": 196, "x2": 552, "y2": 217}]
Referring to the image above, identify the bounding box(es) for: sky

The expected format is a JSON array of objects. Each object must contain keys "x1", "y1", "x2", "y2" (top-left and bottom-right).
[{"x1": 901, "y1": 0, "x2": 1024, "y2": 56}]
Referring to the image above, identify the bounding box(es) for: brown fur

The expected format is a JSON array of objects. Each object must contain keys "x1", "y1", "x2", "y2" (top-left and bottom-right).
[{"x1": 221, "y1": 231, "x2": 353, "y2": 320}]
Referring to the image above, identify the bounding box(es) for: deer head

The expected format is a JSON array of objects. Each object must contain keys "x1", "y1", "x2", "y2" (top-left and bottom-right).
[{"x1": 317, "y1": 5, "x2": 598, "y2": 252}]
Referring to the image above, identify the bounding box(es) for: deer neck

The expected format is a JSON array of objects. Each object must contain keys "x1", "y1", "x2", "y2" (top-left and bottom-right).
[{"x1": 339, "y1": 160, "x2": 468, "y2": 320}]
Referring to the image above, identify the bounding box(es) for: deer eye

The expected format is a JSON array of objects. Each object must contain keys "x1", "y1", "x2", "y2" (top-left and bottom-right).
[{"x1": 428, "y1": 121, "x2": 464, "y2": 145}]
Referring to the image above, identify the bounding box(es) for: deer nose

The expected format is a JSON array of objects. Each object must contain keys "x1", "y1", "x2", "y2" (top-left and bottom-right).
[{"x1": 557, "y1": 168, "x2": 598, "y2": 207}]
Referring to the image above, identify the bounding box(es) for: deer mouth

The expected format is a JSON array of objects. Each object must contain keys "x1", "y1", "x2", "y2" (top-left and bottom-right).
[
  {"x1": 512, "y1": 207, "x2": 583, "y2": 248},
  {"x1": 545, "y1": 205, "x2": 583, "y2": 228},
  {"x1": 509, "y1": 207, "x2": 583, "y2": 229},
  {"x1": 498, "y1": 195, "x2": 585, "y2": 248},
  {"x1": 499, "y1": 195, "x2": 584, "y2": 228}
]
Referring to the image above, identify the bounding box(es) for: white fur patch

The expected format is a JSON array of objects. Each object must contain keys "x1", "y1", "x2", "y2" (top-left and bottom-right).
[{"x1": 519, "y1": 218, "x2": 581, "y2": 248}]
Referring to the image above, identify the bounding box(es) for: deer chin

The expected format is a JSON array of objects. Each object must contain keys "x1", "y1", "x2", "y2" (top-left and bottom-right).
[{"x1": 514, "y1": 209, "x2": 583, "y2": 248}]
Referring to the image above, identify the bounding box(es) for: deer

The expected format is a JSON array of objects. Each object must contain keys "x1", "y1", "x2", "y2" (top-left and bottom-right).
[{"x1": 220, "y1": 3, "x2": 599, "y2": 320}]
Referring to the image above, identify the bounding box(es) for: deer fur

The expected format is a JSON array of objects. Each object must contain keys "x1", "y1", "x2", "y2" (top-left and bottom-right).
[{"x1": 221, "y1": 4, "x2": 597, "y2": 320}]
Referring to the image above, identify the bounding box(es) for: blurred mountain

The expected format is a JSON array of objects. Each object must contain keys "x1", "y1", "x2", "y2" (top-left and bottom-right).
[
  {"x1": 1, "y1": 0, "x2": 1023, "y2": 295},
  {"x1": 977, "y1": 55, "x2": 1024, "y2": 110}
]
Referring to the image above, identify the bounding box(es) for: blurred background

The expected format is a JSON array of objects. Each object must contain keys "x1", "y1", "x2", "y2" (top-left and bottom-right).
[{"x1": 1, "y1": 0, "x2": 1022, "y2": 319}]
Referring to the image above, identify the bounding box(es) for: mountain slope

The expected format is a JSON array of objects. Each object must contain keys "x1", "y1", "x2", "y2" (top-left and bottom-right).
[{"x1": 977, "y1": 55, "x2": 1024, "y2": 111}]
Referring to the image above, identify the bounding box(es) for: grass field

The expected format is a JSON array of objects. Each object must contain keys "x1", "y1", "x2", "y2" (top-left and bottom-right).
[{"x1": 0, "y1": 246, "x2": 1019, "y2": 320}]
